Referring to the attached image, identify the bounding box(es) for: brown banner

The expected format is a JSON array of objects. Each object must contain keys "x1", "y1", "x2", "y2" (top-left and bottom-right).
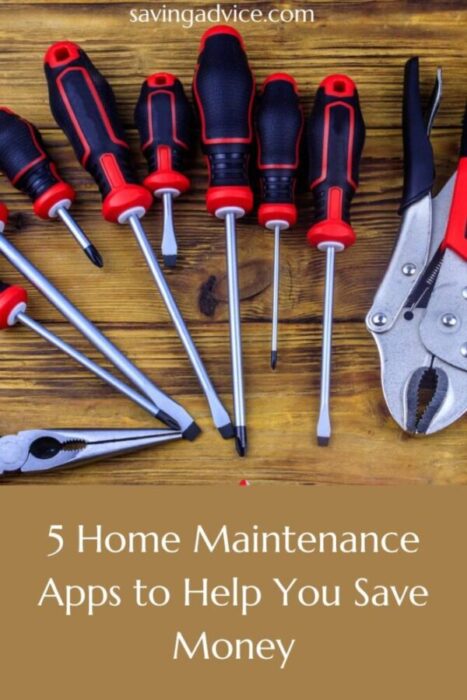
[{"x1": 0, "y1": 486, "x2": 464, "y2": 698}]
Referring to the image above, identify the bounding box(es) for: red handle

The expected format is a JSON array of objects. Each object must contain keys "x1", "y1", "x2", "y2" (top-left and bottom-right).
[
  {"x1": 307, "y1": 74, "x2": 365, "y2": 249},
  {"x1": 0, "y1": 281, "x2": 28, "y2": 329},
  {"x1": 0, "y1": 202, "x2": 8, "y2": 232},
  {"x1": 441, "y1": 110, "x2": 467, "y2": 260},
  {"x1": 44, "y1": 41, "x2": 152, "y2": 223},
  {"x1": 134, "y1": 73, "x2": 193, "y2": 195},
  {"x1": 193, "y1": 25, "x2": 255, "y2": 216}
]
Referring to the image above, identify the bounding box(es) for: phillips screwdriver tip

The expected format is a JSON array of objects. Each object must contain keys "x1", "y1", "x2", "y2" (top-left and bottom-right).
[
  {"x1": 163, "y1": 254, "x2": 177, "y2": 268},
  {"x1": 235, "y1": 426, "x2": 247, "y2": 457},
  {"x1": 85, "y1": 244, "x2": 104, "y2": 268},
  {"x1": 271, "y1": 350, "x2": 278, "y2": 370}
]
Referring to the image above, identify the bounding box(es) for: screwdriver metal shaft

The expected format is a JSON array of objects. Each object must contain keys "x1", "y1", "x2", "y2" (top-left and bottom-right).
[
  {"x1": 224, "y1": 210, "x2": 247, "y2": 456},
  {"x1": 271, "y1": 224, "x2": 281, "y2": 370},
  {"x1": 56, "y1": 206, "x2": 103, "y2": 268},
  {"x1": 127, "y1": 213, "x2": 234, "y2": 438},
  {"x1": 316, "y1": 245, "x2": 338, "y2": 446},
  {"x1": 161, "y1": 191, "x2": 177, "y2": 267},
  {"x1": 16, "y1": 311, "x2": 161, "y2": 418}
]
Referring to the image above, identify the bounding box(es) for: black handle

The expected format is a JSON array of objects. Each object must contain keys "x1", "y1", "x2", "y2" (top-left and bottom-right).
[
  {"x1": 193, "y1": 26, "x2": 255, "y2": 214},
  {"x1": 135, "y1": 73, "x2": 193, "y2": 195},
  {"x1": 44, "y1": 41, "x2": 152, "y2": 222},
  {"x1": 307, "y1": 74, "x2": 365, "y2": 249},
  {"x1": 256, "y1": 74, "x2": 303, "y2": 227},
  {"x1": 401, "y1": 57, "x2": 435, "y2": 211},
  {"x1": 0, "y1": 108, "x2": 75, "y2": 219}
]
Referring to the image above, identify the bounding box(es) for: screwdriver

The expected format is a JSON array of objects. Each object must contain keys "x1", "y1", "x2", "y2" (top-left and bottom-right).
[
  {"x1": 307, "y1": 75, "x2": 365, "y2": 445},
  {"x1": 0, "y1": 107, "x2": 103, "y2": 267},
  {"x1": 135, "y1": 72, "x2": 193, "y2": 267},
  {"x1": 0, "y1": 280, "x2": 178, "y2": 420},
  {"x1": 0, "y1": 201, "x2": 199, "y2": 439},
  {"x1": 256, "y1": 73, "x2": 303, "y2": 369},
  {"x1": 193, "y1": 26, "x2": 255, "y2": 457},
  {"x1": 43, "y1": 41, "x2": 233, "y2": 440}
]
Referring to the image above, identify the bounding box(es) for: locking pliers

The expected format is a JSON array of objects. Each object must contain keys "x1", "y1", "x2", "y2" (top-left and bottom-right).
[
  {"x1": 367, "y1": 57, "x2": 467, "y2": 434},
  {"x1": 0, "y1": 428, "x2": 182, "y2": 475}
]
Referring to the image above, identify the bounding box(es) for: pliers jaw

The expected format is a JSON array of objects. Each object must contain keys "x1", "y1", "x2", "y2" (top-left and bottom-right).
[{"x1": 0, "y1": 428, "x2": 183, "y2": 475}]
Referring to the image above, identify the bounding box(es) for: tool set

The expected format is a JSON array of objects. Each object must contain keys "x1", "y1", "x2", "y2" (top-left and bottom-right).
[
  {"x1": 0, "y1": 25, "x2": 464, "y2": 476},
  {"x1": 44, "y1": 41, "x2": 233, "y2": 441},
  {"x1": 367, "y1": 58, "x2": 467, "y2": 436}
]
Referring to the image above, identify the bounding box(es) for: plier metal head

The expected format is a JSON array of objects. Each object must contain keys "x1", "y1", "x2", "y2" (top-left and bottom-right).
[
  {"x1": 367, "y1": 58, "x2": 467, "y2": 435},
  {"x1": 0, "y1": 428, "x2": 182, "y2": 475}
]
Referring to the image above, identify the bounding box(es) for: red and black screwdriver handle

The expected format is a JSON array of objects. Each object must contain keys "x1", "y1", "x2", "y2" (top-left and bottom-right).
[
  {"x1": 307, "y1": 75, "x2": 365, "y2": 249},
  {"x1": 134, "y1": 73, "x2": 193, "y2": 197},
  {"x1": 193, "y1": 26, "x2": 255, "y2": 216},
  {"x1": 256, "y1": 73, "x2": 303, "y2": 229},
  {"x1": 0, "y1": 108, "x2": 75, "y2": 219},
  {"x1": 441, "y1": 105, "x2": 467, "y2": 261},
  {"x1": 44, "y1": 42, "x2": 152, "y2": 223}
]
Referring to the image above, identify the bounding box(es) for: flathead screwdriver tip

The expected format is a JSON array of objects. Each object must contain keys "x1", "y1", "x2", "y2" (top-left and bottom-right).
[
  {"x1": 218, "y1": 422, "x2": 236, "y2": 440},
  {"x1": 163, "y1": 254, "x2": 177, "y2": 268},
  {"x1": 85, "y1": 244, "x2": 104, "y2": 268},
  {"x1": 271, "y1": 350, "x2": 278, "y2": 370},
  {"x1": 235, "y1": 426, "x2": 247, "y2": 457},
  {"x1": 316, "y1": 411, "x2": 331, "y2": 447}
]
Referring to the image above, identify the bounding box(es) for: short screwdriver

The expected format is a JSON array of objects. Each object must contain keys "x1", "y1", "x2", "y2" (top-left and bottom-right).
[
  {"x1": 135, "y1": 73, "x2": 193, "y2": 267},
  {"x1": 0, "y1": 107, "x2": 103, "y2": 267},
  {"x1": 256, "y1": 73, "x2": 303, "y2": 369},
  {"x1": 193, "y1": 26, "x2": 255, "y2": 456},
  {"x1": 307, "y1": 75, "x2": 365, "y2": 445},
  {"x1": 43, "y1": 41, "x2": 233, "y2": 440}
]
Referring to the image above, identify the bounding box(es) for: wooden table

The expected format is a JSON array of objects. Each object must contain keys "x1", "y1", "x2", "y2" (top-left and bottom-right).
[{"x1": 0, "y1": 0, "x2": 465, "y2": 484}]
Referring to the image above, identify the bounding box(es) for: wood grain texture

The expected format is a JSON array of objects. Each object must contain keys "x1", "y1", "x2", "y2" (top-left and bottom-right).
[{"x1": 0, "y1": 0, "x2": 466, "y2": 484}]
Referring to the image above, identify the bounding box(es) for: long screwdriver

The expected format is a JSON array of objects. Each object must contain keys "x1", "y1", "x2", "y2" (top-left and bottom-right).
[
  {"x1": 135, "y1": 73, "x2": 193, "y2": 267},
  {"x1": 0, "y1": 202, "x2": 198, "y2": 438},
  {"x1": 0, "y1": 107, "x2": 102, "y2": 267},
  {"x1": 256, "y1": 73, "x2": 303, "y2": 369},
  {"x1": 0, "y1": 280, "x2": 175, "y2": 420},
  {"x1": 43, "y1": 41, "x2": 233, "y2": 440},
  {"x1": 307, "y1": 75, "x2": 365, "y2": 445},
  {"x1": 193, "y1": 26, "x2": 255, "y2": 456}
]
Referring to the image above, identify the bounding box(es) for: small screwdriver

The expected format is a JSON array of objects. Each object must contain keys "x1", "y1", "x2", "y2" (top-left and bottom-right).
[
  {"x1": 44, "y1": 41, "x2": 233, "y2": 440},
  {"x1": 0, "y1": 107, "x2": 102, "y2": 267},
  {"x1": 135, "y1": 73, "x2": 193, "y2": 267},
  {"x1": 193, "y1": 26, "x2": 255, "y2": 456},
  {"x1": 256, "y1": 73, "x2": 303, "y2": 369},
  {"x1": 307, "y1": 75, "x2": 365, "y2": 445}
]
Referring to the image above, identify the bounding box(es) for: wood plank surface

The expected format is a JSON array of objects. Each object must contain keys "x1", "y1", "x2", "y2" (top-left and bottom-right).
[{"x1": 0, "y1": 0, "x2": 466, "y2": 484}]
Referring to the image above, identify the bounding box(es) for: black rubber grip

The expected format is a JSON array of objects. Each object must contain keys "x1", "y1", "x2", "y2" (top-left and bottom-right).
[
  {"x1": 308, "y1": 75, "x2": 365, "y2": 227},
  {"x1": 460, "y1": 103, "x2": 467, "y2": 158},
  {"x1": 0, "y1": 109, "x2": 65, "y2": 203},
  {"x1": 401, "y1": 57, "x2": 435, "y2": 211},
  {"x1": 193, "y1": 29, "x2": 254, "y2": 188},
  {"x1": 44, "y1": 42, "x2": 138, "y2": 202},
  {"x1": 256, "y1": 76, "x2": 302, "y2": 205},
  {"x1": 134, "y1": 74, "x2": 193, "y2": 177}
]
